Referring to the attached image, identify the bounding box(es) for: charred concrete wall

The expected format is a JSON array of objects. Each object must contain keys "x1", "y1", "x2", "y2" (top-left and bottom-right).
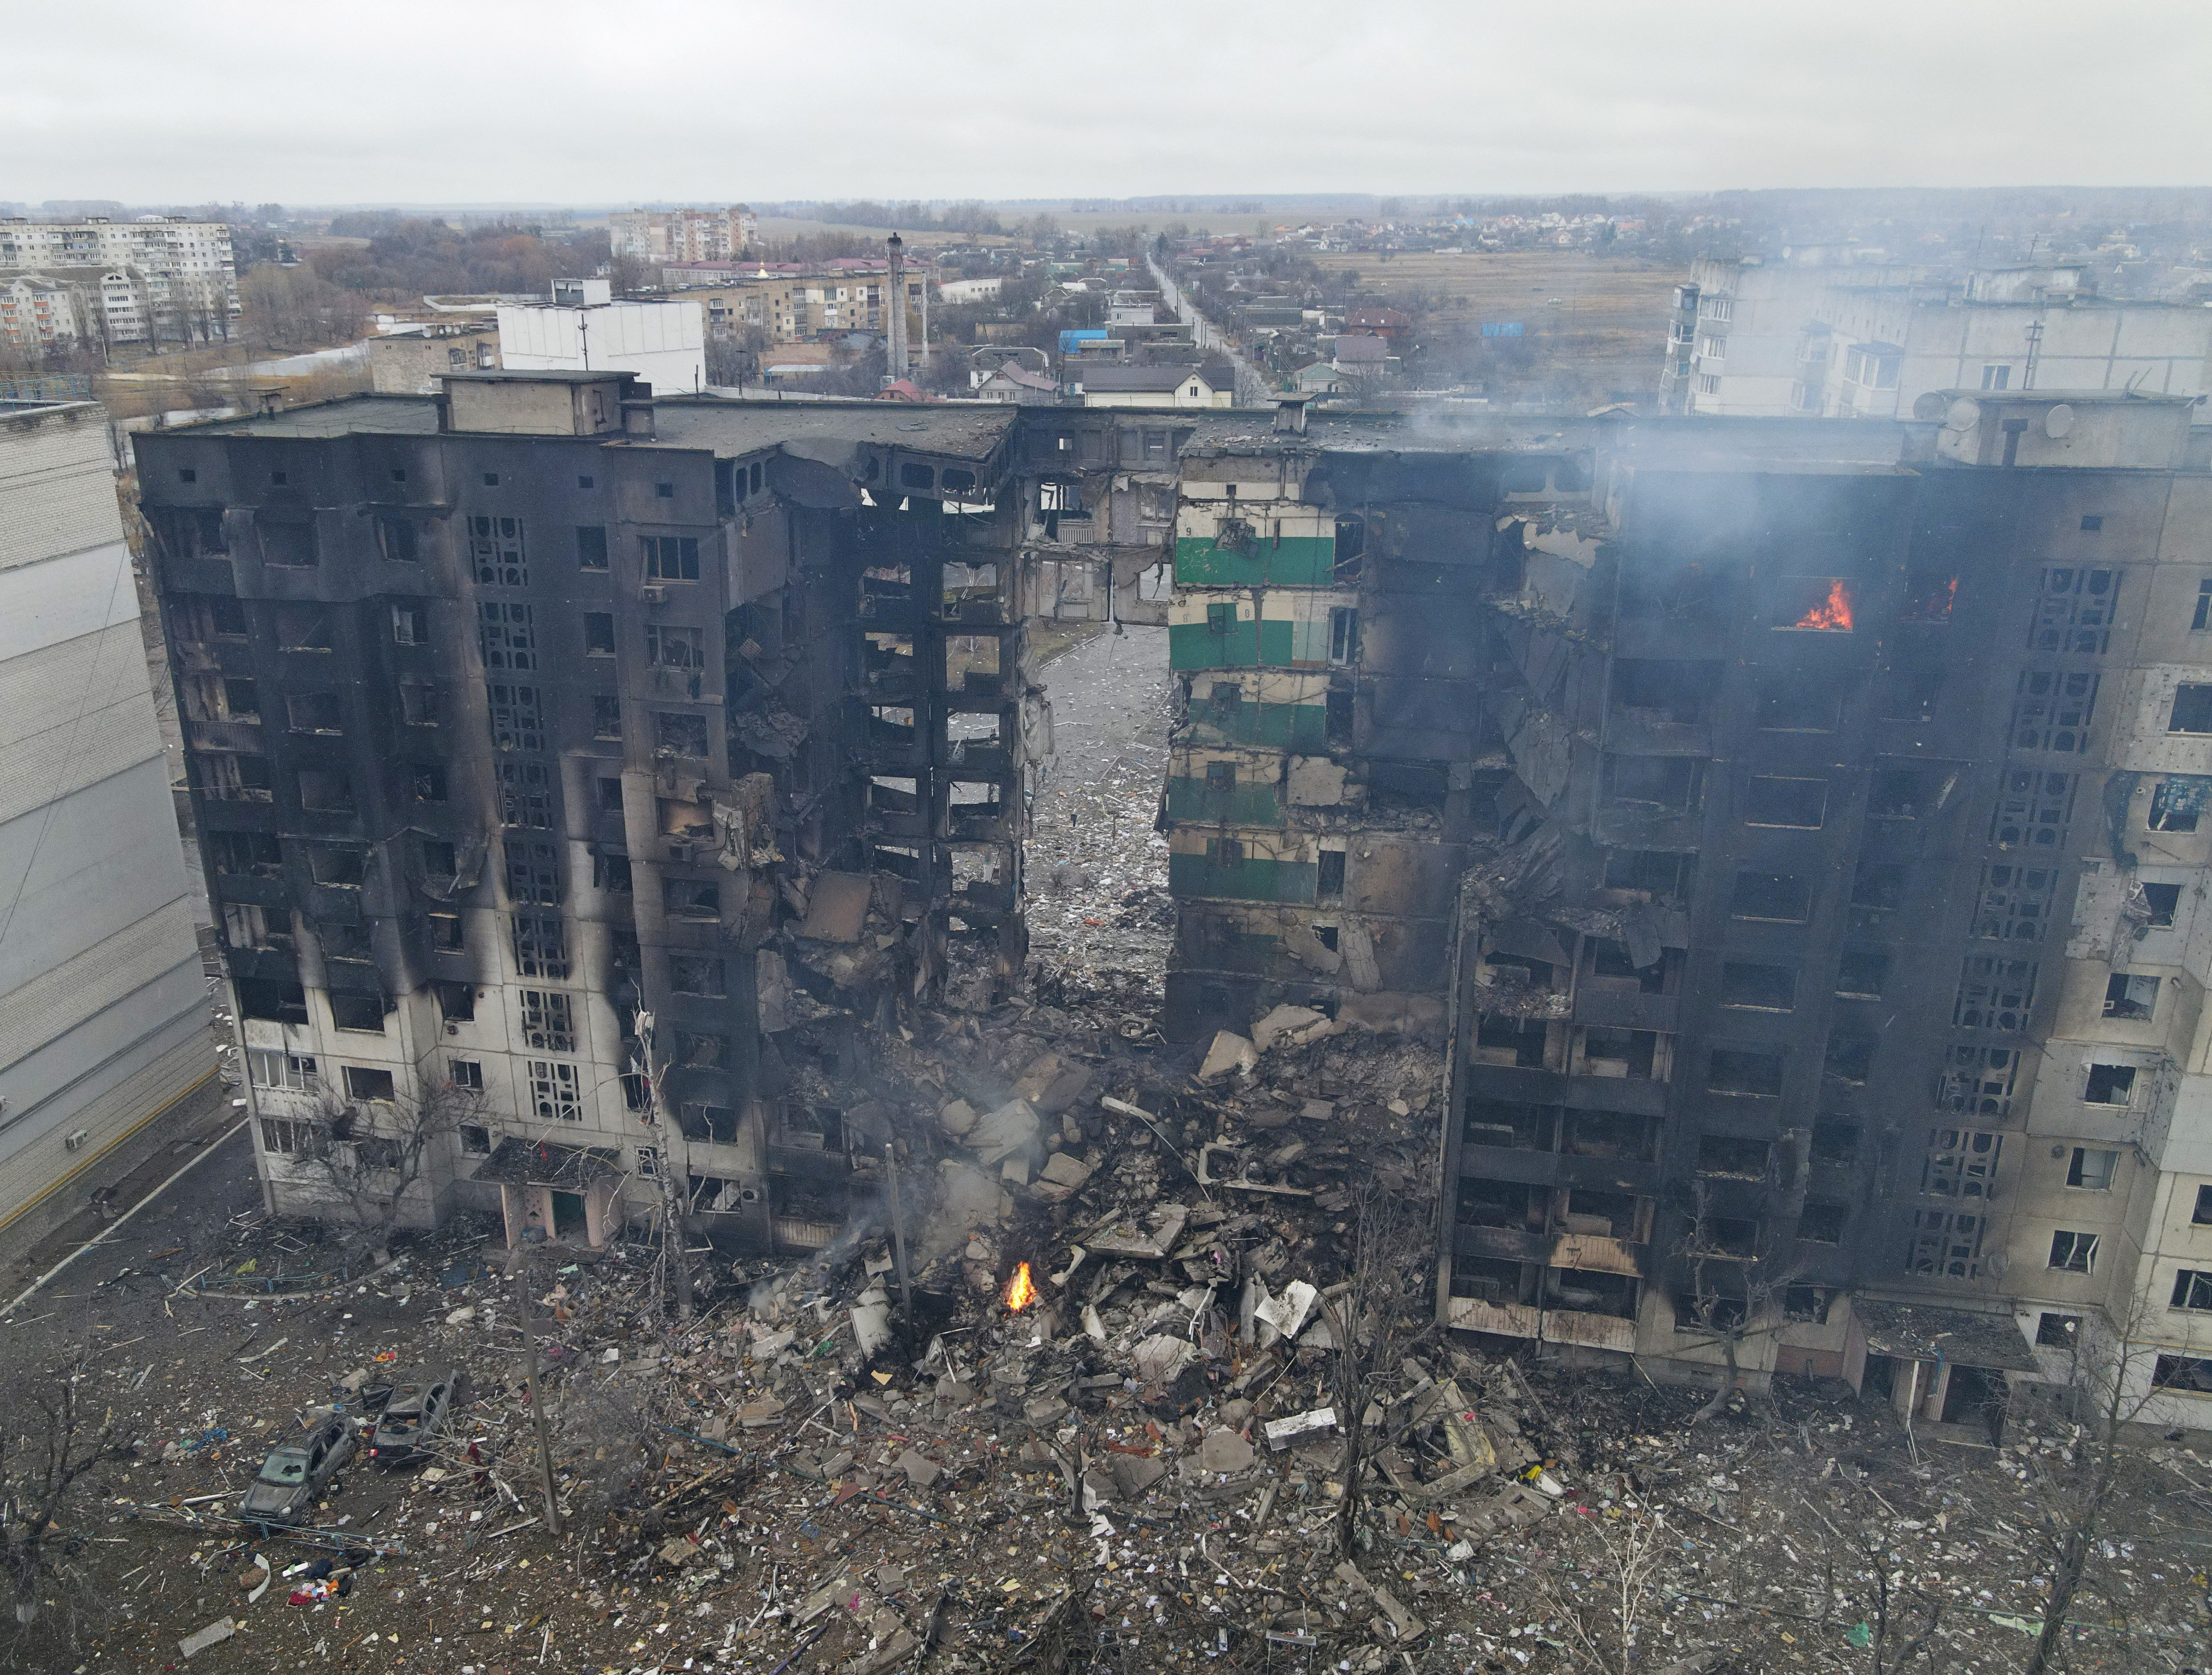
[
  {"x1": 1165, "y1": 395, "x2": 2212, "y2": 1425},
  {"x1": 133, "y1": 378, "x2": 1030, "y2": 1256}
]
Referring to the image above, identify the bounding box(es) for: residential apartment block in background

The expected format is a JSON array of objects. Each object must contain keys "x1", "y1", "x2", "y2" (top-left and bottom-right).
[
  {"x1": 1659, "y1": 251, "x2": 2212, "y2": 419},
  {"x1": 1164, "y1": 393, "x2": 2212, "y2": 1436},
  {"x1": 0, "y1": 216, "x2": 239, "y2": 349},
  {"x1": 0, "y1": 400, "x2": 214, "y2": 1238},
  {"x1": 609, "y1": 206, "x2": 758, "y2": 266}
]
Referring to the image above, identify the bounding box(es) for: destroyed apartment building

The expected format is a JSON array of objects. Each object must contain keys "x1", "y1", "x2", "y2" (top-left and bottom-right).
[
  {"x1": 1164, "y1": 391, "x2": 2212, "y2": 1431},
  {"x1": 131, "y1": 373, "x2": 1049, "y2": 1256}
]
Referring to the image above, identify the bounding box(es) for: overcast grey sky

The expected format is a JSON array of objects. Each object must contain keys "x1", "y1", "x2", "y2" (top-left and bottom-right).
[{"x1": 8, "y1": 0, "x2": 2205, "y2": 206}]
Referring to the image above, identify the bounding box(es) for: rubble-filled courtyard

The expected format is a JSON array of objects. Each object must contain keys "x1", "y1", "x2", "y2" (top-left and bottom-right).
[{"x1": 4, "y1": 615, "x2": 2210, "y2": 1675}]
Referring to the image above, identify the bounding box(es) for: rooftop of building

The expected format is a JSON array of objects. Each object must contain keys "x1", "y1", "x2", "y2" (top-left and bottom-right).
[{"x1": 1075, "y1": 364, "x2": 1223, "y2": 392}]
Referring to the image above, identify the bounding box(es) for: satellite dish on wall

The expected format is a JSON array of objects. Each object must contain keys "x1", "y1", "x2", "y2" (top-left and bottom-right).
[
  {"x1": 1911, "y1": 392, "x2": 1948, "y2": 421},
  {"x1": 1944, "y1": 397, "x2": 1980, "y2": 432},
  {"x1": 2044, "y1": 403, "x2": 2075, "y2": 439}
]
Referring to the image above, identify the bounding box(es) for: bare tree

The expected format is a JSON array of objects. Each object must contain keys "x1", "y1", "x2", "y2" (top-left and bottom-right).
[
  {"x1": 1672, "y1": 1178, "x2": 1805, "y2": 1426},
  {"x1": 0, "y1": 1351, "x2": 117, "y2": 1661},
  {"x1": 289, "y1": 1073, "x2": 484, "y2": 1263},
  {"x1": 2019, "y1": 1290, "x2": 2171, "y2": 1675},
  {"x1": 1321, "y1": 1172, "x2": 1431, "y2": 1558},
  {"x1": 1810, "y1": 1485, "x2": 1946, "y2": 1674},
  {"x1": 1533, "y1": 1506, "x2": 1680, "y2": 1675}
]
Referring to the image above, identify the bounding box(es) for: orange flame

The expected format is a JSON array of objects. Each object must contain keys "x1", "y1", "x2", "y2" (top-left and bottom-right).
[
  {"x1": 1792, "y1": 579, "x2": 1855, "y2": 632},
  {"x1": 1003, "y1": 1262, "x2": 1038, "y2": 1312}
]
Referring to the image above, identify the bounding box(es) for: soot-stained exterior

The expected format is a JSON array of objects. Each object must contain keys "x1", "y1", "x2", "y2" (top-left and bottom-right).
[
  {"x1": 1165, "y1": 394, "x2": 2212, "y2": 1431},
  {"x1": 132, "y1": 373, "x2": 1036, "y2": 1256}
]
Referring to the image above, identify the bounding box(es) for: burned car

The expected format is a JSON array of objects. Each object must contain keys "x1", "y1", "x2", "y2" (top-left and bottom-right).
[
  {"x1": 239, "y1": 1416, "x2": 354, "y2": 1527},
  {"x1": 367, "y1": 1369, "x2": 461, "y2": 1467}
]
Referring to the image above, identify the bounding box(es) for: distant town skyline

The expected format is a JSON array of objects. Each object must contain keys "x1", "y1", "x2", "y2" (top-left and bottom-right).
[{"x1": 7, "y1": 0, "x2": 2203, "y2": 204}]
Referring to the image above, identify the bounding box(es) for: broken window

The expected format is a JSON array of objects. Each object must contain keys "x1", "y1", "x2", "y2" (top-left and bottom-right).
[
  {"x1": 400, "y1": 679, "x2": 440, "y2": 727},
  {"x1": 207, "y1": 829, "x2": 283, "y2": 875},
  {"x1": 2083, "y1": 1062, "x2": 2137, "y2": 1106},
  {"x1": 1900, "y1": 567, "x2": 1958, "y2": 623},
  {"x1": 435, "y1": 981, "x2": 475, "y2": 1020},
  {"x1": 2173, "y1": 1270, "x2": 2212, "y2": 1311},
  {"x1": 1755, "y1": 671, "x2": 1844, "y2": 731},
  {"x1": 259, "y1": 517, "x2": 317, "y2": 568},
  {"x1": 1563, "y1": 1110, "x2": 1658, "y2": 1162},
  {"x1": 519, "y1": 989, "x2": 577, "y2": 1053},
  {"x1": 680, "y1": 1031, "x2": 727, "y2": 1068},
  {"x1": 459, "y1": 1120, "x2": 491, "y2": 1153},
  {"x1": 1811, "y1": 1122, "x2": 1858, "y2": 1165},
  {"x1": 1619, "y1": 562, "x2": 1725, "y2": 620},
  {"x1": 428, "y1": 914, "x2": 463, "y2": 953},
  {"x1": 647, "y1": 625, "x2": 705, "y2": 670},
  {"x1": 1462, "y1": 1100, "x2": 1553, "y2": 1151},
  {"x1": 1325, "y1": 686, "x2": 1354, "y2": 745},
  {"x1": 1604, "y1": 849, "x2": 1694, "y2": 906},
  {"x1": 1773, "y1": 576, "x2": 1854, "y2": 632},
  {"x1": 468, "y1": 515, "x2": 527, "y2": 586},
  {"x1": 237, "y1": 976, "x2": 309, "y2": 1024},
  {"x1": 1785, "y1": 1286, "x2": 1834, "y2": 1324},
  {"x1": 2103, "y1": 972, "x2": 2159, "y2": 1021},
  {"x1": 198, "y1": 751, "x2": 273, "y2": 802},
  {"x1": 1798, "y1": 1202, "x2": 1848, "y2": 1244},
  {"x1": 1848, "y1": 862, "x2": 1906, "y2": 923},
  {"x1": 642, "y1": 535, "x2": 701, "y2": 581},
  {"x1": 2140, "y1": 881, "x2": 2183, "y2": 927},
  {"x1": 275, "y1": 605, "x2": 334, "y2": 652},
  {"x1": 664, "y1": 878, "x2": 719, "y2": 919},
  {"x1": 577, "y1": 524, "x2": 609, "y2": 570},
  {"x1": 1610, "y1": 660, "x2": 1716, "y2": 727},
  {"x1": 247, "y1": 1049, "x2": 317, "y2": 1091},
  {"x1": 286, "y1": 691, "x2": 342, "y2": 733},
  {"x1": 1822, "y1": 1033, "x2": 1875, "y2": 1084},
  {"x1": 329, "y1": 991, "x2": 385, "y2": 1033},
  {"x1": 670, "y1": 954, "x2": 725, "y2": 996},
  {"x1": 2037, "y1": 1311, "x2": 2081, "y2": 1347},
  {"x1": 342, "y1": 1065, "x2": 396, "y2": 1102},
  {"x1": 1582, "y1": 939, "x2": 1667, "y2": 996},
  {"x1": 2067, "y1": 1147, "x2": 2119, "y2": 1190},
  {"x1": 1706, "y1": 1049, "x2": 1784, "y2": 1097},
  {"x1": 1720, "y1": 961, "x2": 1794, "y2": 1012},
  {"x1": 1730, "y1": 871, "x2": 1810, "y2": 923},
  {"x1": 2171, "y1": 684, "x2": 2212, "y2": 734},
  {"x1": 2029, "y1": 567, "x2": 2120, "y2": 655},
  {"x1": 593, "y1": 698, "x2": 623, "y2": 742},
  {"x1": 1696, "y1": 1134, "x2": 1769, "y2": 1178},
  {"x1": 1471, "y1": 1015, "x2": 1551, "y2": 1069},
  {"x1": 411, "y1": 763, "x2": 447, "y2": 802},
  {"x1": 1328, "y1": 607, "x2": 1361, "y2": 666},
  {"x1": 1743, "y1": 775, "x2": 1826, "y2": 828},
  {"x1": 2154, "y1": 1354, "x2": 2212, "y2": 1392},
  {"x1": 480, "y1": 602, "x2": 537, "y2": 670},
  {"x1": 1877, "y1": 664, "x2": 1941, "y2": 721},
  {"x1": 2011, "y1": 669, "x2": 2097, "y2": 752},
  {"x1": 582, "y1": 612, "x2": 615, "y2": 657},
  {"x1": 1316, "y1": 848, "x2": 1345, "y2": 899},
  {"x1": 2048, "y1": 1231, "x2": 2098, "y2": 1273},
  {"x1": 1574, "y1": 1026, "x2": 1664, "y2": 1080},
  {"x1": 391, "y1": 602, "x2": 428, "y2": 645},
  {"x1": 1691, "y1": 1215, "x2": 1761, "y2": 1258},
  {"x1": 1605, "y1": 755, "x2": 1700, "y2": 813},
  {"x1": 594, "y1": 851, "x2": 631, "y2": 892},
  {"x1": 297, "y1": 770, "x2": 355, "y2": 813},
  {"x1": 1868, "y1": 765, "x2": 1953, "y2": 819},
  {"x1": 655, "y1": 711, "x2": 710, "y2": 758}
]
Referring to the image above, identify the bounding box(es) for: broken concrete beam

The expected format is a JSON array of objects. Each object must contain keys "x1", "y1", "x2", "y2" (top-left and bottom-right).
[
  {"x1": 1263, "y1": 1407, "x2": 1339, "y2": 1451},
  {"x1": 1085, "y1": 1201, "x2": 1189, "y2": 1259},
  {"x1": 1196, "y1": 1030, "x2": 1258, "y2": 1081},
  {"x1": 1370, "y1": 1584, "x2": 1426, "y2": 1641},
  {"x1": 1250, "y1": 1004, "x2": 1337, "y2": 1053},
  {"x1": 968, "y1": 1098, "x2": 1041, "y2": 1166},
  {"x1": 179, "y1": 1618, "x2": 237, "y2": 1660}
]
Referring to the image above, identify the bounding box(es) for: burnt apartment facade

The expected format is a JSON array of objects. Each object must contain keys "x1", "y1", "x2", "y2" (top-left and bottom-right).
[
  {"x1": 1166, "y1": 393, "x2": 2212, "y2": 1433},
  {"x1": 133, "y1": 372, "x2": 1037, "y2": 1255}
]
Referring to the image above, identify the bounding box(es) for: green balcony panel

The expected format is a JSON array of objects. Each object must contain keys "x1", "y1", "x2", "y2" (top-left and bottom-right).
[
  {"x1": 1174, "y1": 533, "x2": 1335, "y2": 589},
  {"x1": 1168, "y1": 851, "x2": 1319, "y2": 903},
  {"x1": 1165, "y1": 777, "x2": 1284, "y2": 825}
]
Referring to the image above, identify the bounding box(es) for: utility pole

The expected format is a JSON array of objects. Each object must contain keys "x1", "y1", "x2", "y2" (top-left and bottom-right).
[{"x1": 512, "y1": 1248, "x2": 563, "y2": 1536}]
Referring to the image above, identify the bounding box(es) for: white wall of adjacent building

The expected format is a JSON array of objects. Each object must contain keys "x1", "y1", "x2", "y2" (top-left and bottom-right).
[
  {"x1": 495, "y1": 298, "x2": 706, "y2": 393},
  {"x1": 0, "y1": 403, "x2": 214, "y2": 1235}
]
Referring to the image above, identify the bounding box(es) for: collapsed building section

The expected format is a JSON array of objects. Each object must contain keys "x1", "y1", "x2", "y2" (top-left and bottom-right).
[
  {"x1": 1166, "y1": 394, "x2": 2212, "y2": 1430},
  {"x1": 133, "y1": 374, "x2": 1035, "y2": 1256}
]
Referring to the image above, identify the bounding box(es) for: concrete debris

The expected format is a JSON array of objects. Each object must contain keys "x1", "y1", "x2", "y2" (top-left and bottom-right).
[{"x1": 1196, "y1": 1029, "x2": 1259, "y2": 1081}]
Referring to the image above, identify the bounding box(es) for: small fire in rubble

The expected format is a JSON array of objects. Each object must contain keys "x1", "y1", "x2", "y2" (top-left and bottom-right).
[
  {"x1": 1003, "y1": 1262, "x2": 1038, "y2": 1311},
  {"x1": 1793, "y1": 578, "x2": 1855, "y2": 631}
]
